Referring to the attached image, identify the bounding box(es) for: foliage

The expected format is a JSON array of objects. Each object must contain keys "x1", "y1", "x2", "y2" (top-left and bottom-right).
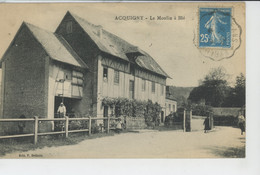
[
  {"x1": 164, "y1": 112, "x2": 179, "y2": 127},
  {"x1": 144, "y1": 100, "x2": 162, "y2": 126},
  {"x1": 69, "y1": 120, "x2": 88, "y2": 130},
  {"x1": 91, "y1": 123, "x2": 100, "y2": 134},
  {"x1": 102, "y1": 98, "x2": 161, "y2": 126},
  {"x1": 213, "y1": 115, "x2": 238, "y2": 126},
  {"x1": 133, "y1": 100, "x2": 147, "y2": 118},
  {"x1": 188, "y1": 67, "x2": 230, "y2": 107},
  {"x1": 234, "y1": 73, "x2": 246, "y2": 107},
  {"x1": 188, "y1": 67, "x2": 245, "y2": 108},
  {"x1": 102, "y1": 97, "x2": 117, "y2": 107},
  {"x1": 223, "y1": 73, "x2": 245, "y2": 107},
  {"x1": 191, "y1": 104, "x2": 213, "y2": 116}
]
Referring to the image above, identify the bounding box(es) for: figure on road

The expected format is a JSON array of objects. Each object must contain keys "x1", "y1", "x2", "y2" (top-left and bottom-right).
[
  {"x1": 203, "y1": 116, "x2": 210, "y2": 133},
  {"x1": 238, "y1": 113, "x2": 245, "y2": 135}
]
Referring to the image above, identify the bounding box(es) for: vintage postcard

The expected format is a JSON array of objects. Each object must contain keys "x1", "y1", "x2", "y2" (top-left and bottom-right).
[{"x1": 0, "y1": 2, "x2": 245, "y2": 158}]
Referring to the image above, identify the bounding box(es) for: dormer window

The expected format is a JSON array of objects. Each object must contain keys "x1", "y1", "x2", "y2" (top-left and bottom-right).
[{"x1": 66, "y1": 21, "x2": 72, "y2": 34}]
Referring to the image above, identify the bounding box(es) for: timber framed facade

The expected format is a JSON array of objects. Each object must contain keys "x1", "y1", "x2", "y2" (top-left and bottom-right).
[{"x1": 0, "y1": 11, "x2": 170, "y2": 132}]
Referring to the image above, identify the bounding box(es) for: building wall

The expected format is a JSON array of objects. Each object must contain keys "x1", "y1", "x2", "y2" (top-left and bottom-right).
[
  {"x1": 165, "y1": 99, "x2": 177, "y2": 116},
  {"x1": 1, "y1": 26, "x2": 49, "y2": 119},
  {"x1": 56, "y1": 13, "x2": 167, "y2": 119},
  {"x1": 97, "y1": 56, "x2": 166, "y2": 117},
  {"x1": 48, "y1": 61, "x2": 87, "y2": 118},
  {"x1": 56, "y1": 13, "x2": 100, "y2": 117}
]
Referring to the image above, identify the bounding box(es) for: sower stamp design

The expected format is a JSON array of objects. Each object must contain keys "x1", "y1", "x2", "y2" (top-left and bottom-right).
[
  {"x1": 199, "y1": 8, "x2": 231, "y2": 48},
  {"x1": 194, "y1": 7, "x2": 242, "y2": 61}
]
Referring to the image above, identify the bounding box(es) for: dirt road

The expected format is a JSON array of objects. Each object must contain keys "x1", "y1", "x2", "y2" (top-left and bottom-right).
[{"x1": 3, "y1": 126, "x2": 245, "y2": 158}]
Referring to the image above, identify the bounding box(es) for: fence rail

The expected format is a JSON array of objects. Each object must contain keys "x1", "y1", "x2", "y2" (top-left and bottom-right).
[{"x1": 0, "y1": 116, "x2": 117, "y2": 144}]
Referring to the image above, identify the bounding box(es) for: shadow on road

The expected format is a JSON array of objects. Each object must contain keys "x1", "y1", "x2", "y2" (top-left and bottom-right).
[
  {"x1": 205, "y1": 136, "x2": 245, "y2": 158},
  {"x1": 207, "y1": 146, "x2": 245, "y2": 158}
]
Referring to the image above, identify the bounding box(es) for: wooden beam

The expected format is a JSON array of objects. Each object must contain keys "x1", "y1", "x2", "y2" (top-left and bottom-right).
[{"x1": 34, "y1": 116, "x2": 38, "y2": 145}]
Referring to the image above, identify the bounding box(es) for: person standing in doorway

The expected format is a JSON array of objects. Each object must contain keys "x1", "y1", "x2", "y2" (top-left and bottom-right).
[
  {"x1": 56, "y1": 102, "x2": 66, "y2": 131},
  {"x1": 57, "y1": 102, "x2": 66, "y2": 118}
]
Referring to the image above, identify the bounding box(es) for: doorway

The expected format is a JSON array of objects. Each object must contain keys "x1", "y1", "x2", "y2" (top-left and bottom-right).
[
  {"x1": 161, "y1": 111, "x2": 164, "y2": 123},
  {"x1": 103, "y1": 106, "x2": 108, "y2": 117},
  {"x1": 54, "y1": 96, "x2": 80, "y2": 118}
]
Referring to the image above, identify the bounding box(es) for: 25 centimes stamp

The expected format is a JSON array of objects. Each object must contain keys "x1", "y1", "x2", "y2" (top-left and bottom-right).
[{"x1": 194, "y1": 7, "x2": 242, "y2": 61}]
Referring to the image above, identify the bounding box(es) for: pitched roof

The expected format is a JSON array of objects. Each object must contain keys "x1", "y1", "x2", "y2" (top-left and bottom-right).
[
  {"x1": 68, "y1": 12, "x2": 170, "y2": 78},
  {"x1": 25, "y1": 22, "x2": 87, "y2": 68}
]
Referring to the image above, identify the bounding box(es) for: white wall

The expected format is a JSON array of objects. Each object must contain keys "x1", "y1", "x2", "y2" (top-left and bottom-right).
[
  {"x1": 165, "y1": 99, "x2": 177, "y2": 116},
  {"x1": 96, "y1": 56, "x2": 166, "y2": 118}
]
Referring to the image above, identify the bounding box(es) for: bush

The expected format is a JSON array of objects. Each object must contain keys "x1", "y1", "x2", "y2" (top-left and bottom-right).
[
  {"x1": 191, "y1": 104, "x2": 213, "y2": 116},
  {"x1": 164, "y1": 112, "x2": 182, "y2": 127},
  {"x1": 102, "y1": 98, "x2": 162, "y2": 127},
  {"x1": 69, "y1": 120, "x2": 88, "y2": 130},
  {"x1": 144, "y1": 100, "x2": 161, "y2": 126},
  {"x1": 91, "y1": 123, "x2": 100, "y2": 134},
  {"x1": 213, "y1": 115, "x2": 237, "y2": 126}
]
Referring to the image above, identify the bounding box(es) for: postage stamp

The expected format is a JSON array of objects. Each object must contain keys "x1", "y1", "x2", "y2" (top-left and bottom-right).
[
  {"x1": 194, "y1": 6, "x2": 242, "y2": 61},
  {"x1": 199, "y1": 8, "x2": 232, "y2": 48}
]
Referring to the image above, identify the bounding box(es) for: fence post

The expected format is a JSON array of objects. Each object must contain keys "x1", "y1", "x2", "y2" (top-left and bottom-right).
[
  {"x1": 34, "y1": 116, "x2": 38, "y2": 145},
  {"x1": 107, "y1": 115, "x2": 110, "y2": 133},
  {"x1": 183, "y1": 110, "x2": 186, "y2": 132},
  {"x1": 65, "y1": 116, "x2": 69, "y2": 138},
  {"x1": 88, "y1": 117, "x2": 92, "y2": 135}
]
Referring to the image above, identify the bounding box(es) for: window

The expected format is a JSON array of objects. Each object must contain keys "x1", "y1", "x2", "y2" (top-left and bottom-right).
[
  {"x1": 114, "y1": 70, "x2": 119, "y2": 84},
  {"x1": 103, "y1": 67, "x2": 108, "y2": 82},
  {"x1": 173, "y1": 105, "x2": 176, "y2": 112},
  {"x1": 72, "y1": 71, "x2": 83, "y2": 86},
  {"x1": 169, "y1": 104, "x2": 171, "y2": 112},
  {"x1": 161, "y1": 84, "x2": 164, "y2": 95},
  {"x1": 64, "y1": 70, "x2": 72, "y2": 80},
  {"x1": 66, "y1": 21, "x2": 73, "y2": 34},
  {"x1": 152, "y1": 82, "x2": 155, "y2": 93},
  {"x1": 71, "y1": 70, "x2": 83, "y2": 97},
  {"x1": 142, "y1": 79, "x2": 146, "y2": 91},
  {"x1": 129, "y1": 80, "x2": 134, "y2": 99}
]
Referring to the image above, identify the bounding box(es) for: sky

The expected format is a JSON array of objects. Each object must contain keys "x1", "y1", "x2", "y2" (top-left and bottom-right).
[{"x1": 0, "y1": 3, "x2": 245, "y2": 87}]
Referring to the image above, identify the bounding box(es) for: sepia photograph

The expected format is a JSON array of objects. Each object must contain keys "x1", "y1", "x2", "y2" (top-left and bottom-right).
[{"x1": 0, "y1": 2, "x2": 245, "y2": 159}]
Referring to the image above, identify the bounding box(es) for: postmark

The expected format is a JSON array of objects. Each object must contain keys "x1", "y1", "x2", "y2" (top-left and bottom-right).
[{"x1": 194, "y1": 7, "x2": 242, "y2": 61}]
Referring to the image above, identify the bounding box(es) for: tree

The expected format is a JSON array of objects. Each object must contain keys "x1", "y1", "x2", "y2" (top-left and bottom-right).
[
  {"x1": 188, "y1": 67, "x2": 230, "y2": 107},
  {"x1": 234, "y1": 73, "x2": 245, "y2": 107},
  {"x1": 223, "y1": 73, "x2": 245, "y2": 107}
]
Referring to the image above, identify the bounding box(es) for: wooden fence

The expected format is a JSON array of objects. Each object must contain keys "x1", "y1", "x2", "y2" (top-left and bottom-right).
[{"x1": 0, "y1": 116, "x2": 117, "y2": 144}]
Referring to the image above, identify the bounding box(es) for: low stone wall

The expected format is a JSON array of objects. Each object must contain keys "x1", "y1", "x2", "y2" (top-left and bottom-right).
[
  {"x1": 120, "y1": 117, "x2": 147, "y2": 130},
  {"x1": 212, "y1": 107, "x2": 241, "y2": 117}
]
